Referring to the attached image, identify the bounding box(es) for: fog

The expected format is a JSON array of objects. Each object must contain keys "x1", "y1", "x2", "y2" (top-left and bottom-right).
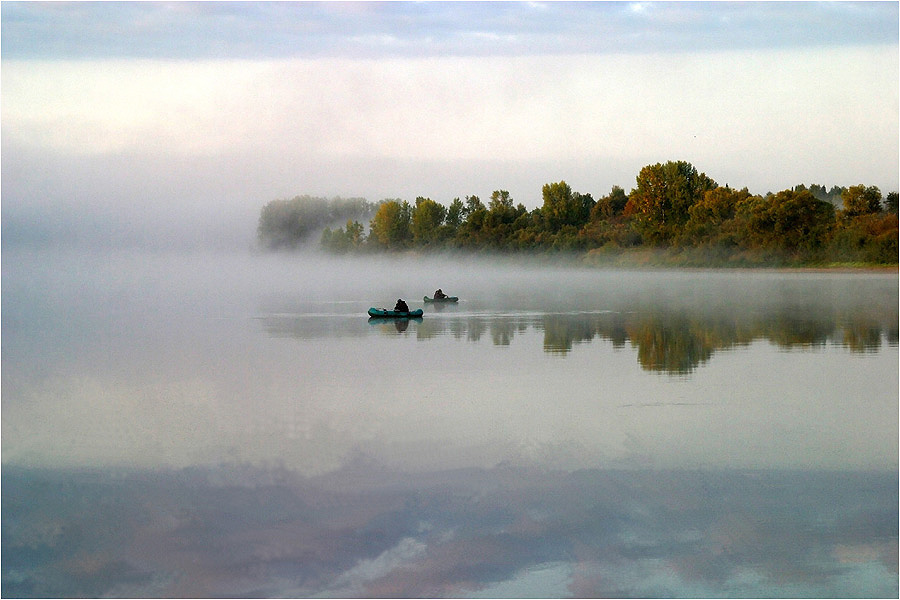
[
  {"x1": 2, "y1": 142, "x2": 636, "y2": 251},
  {"x1": 6, "y1": 244, "x2": 897, "y2": 328},
  {"x1": 3, "y1": 45, "x2": 897, "y2": 253},
  {"x1": 5, "y1": 142, "x2": 899, "y2": 254},
  {"x1": 4, "y1": 246, "x2": 897, "y2": 474}
]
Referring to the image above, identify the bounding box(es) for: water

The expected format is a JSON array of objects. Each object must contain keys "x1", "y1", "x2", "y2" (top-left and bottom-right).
[{"x1": 3, "y1": 248, "x2": 898, "y2": 597}]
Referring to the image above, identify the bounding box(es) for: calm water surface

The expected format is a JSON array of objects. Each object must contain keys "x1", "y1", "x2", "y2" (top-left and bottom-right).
[{"x1": 3, "y1": 249, "x2": 898, "y2": 597}]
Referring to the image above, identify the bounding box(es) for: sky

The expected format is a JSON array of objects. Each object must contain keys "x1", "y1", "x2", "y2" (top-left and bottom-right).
[{"x1": 2, "y1": 1, "x2": 898, "y2": 249}]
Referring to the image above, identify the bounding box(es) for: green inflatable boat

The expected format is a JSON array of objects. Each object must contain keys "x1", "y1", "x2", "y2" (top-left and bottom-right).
[
  {"x1": 368, "y1": 307, "x2": 424, "y2": 318},
  {"x1": 423, "y1": 296, "x2": 459, "y2": 303}
]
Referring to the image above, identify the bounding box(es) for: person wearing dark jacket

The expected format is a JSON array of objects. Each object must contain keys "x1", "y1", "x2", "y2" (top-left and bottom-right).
[
  {"x1": 394, "y1": 299, "x2": 409, "y2": 312},
  {"x1": 433, "y1": 289, "x2": 447, "y2": 299}
]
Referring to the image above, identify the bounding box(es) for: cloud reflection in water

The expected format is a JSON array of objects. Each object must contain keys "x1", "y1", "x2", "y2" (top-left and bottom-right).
[{"x1": 3, "y1": 464, "x2": 897, "y2": 598}]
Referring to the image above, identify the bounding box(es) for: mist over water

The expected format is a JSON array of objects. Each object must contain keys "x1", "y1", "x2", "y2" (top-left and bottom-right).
[
  {"x1": 3, "y1": 247, "x2": 897, "y2": 473},
  {"x1": 2, "y1": 246, "x2": 897, "y2": 597}
]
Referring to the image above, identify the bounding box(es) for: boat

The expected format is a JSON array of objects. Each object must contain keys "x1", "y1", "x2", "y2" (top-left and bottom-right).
[
  {"x1": 367, "y1": 307, "x2": 424, "y2": 318},
  {"x1": 423, "y1": 296, "x2": 459, "y2": 303}
]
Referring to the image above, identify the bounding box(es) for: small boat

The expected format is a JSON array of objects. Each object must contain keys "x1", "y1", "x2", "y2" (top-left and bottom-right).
[
  {"x1": 423, "y1": 296, "x2": 459, "y2": 303},
  {"x1": 367, "y1": 307, "x2": 424, "y2": 318}
]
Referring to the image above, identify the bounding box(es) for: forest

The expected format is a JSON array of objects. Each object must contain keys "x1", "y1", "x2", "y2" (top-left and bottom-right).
[{"x1": 257, "y1": 160, "x2": 899, "y2": 266}]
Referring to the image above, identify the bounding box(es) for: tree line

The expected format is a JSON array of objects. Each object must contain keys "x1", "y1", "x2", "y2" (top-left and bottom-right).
[{"x1": 257, "y1": 160, "x2": 898, "y2": 265}]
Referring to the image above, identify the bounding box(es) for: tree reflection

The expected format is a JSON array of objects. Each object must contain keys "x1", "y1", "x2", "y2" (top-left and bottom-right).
[
  {"x1": 625, "y1": 314, "x2": 718, "y2": 374},
  {"x1": 763, "y1": 312, "x2": 832, "y2": 349},
  {"x1": 435, "y1": 309, "x2": 892, "y2": 374},
  {"x1": 490, "y1": 319, "x2": 517, "y2": 346},
  {"x1": 841, "y1": 320, "x2": 884, "y2": 353},
  {"x1": 543, "y1": 314, "x2": 598, "y2": 354},
  {"x1": 259, "y1": 302, "x2": 896, "y2": 374},
  {"x1": 466, "y1": 317, "x2": 487, "y2": 342}
]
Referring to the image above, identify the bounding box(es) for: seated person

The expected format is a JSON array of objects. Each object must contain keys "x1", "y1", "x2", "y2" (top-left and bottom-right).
[
  {"x1": 433, "y1": 288, "x2": 447, "y2": 299},
  {"x1": 394, "y1": 298, "x2": 410, "y2": 312}
]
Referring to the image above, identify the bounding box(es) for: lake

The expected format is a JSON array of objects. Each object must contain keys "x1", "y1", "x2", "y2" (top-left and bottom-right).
[{"x1": 2, "y1": 248, "x2": 898, "y2": 598}]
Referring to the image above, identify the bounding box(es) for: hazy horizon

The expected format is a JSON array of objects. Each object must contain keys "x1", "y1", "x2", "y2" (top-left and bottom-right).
[{"x1": 2, "y1": 2, "x2": 898, "y2": 251}]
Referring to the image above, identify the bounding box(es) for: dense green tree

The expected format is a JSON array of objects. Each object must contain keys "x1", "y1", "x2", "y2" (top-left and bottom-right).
[
  {"x1": 742, "y1": 189, "x2": 835, "y2": 253},
  {"x1": 541, "y1": 181, "x2": 594, "y2": 232},
  {"x1": 590, "y1": 186, "x2": 628, "y2": 221},
  {"x1": 321, "y1": 220, "x2": 366, "y2": 253},
  {"x1": 488, "y1": 189, "x2": 513, "y2": 212},
  {"x1": 828, "y1": 211, "x2": 898, "y2": 263},
  {"x1": 478, "y1": 190, "x2": 523, "y2": 248},
  {"x1": 582, "y1": 186, "x2": 638, "y2": 249},
  {"x1": 368, "y1": 199, "x2": 412, "y2": 249},
  {"x1": 346, "y1": 220, "x2": 365, "y2": 247},
  {"x1": 884, "y1": 192, "x2": 898, "y2": 214},
  {"x1": 456, "y1": 195, "x2": 488, "y2": 248},
  {"x1": 464, "y1": 195, "x2": 485, "y2": 217},
  {"x1": 486, "y1": 191, "x2": 520, "y2": 226},
  {"x1": 841, "y1": 185, "x2": 883, "y2": 217},
  {"x1": 411, "y1": 197, "x2": 447, "y2": 245},
  {"x1": 446, "y1": 197, "x2": 465, "y2": 228},
  {"x1": 684, "y1": 186, "x2": 752, "y2": 246},
  {"x1": 625, "y1": 161, "x2": 717, "y2": 244},
  {"x1": 689, "y1": 186, "x2": 745, "y2": 223}
]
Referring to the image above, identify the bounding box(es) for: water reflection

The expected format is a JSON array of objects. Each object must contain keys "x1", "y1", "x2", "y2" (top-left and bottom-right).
[
  {"x1": 4, "y1": 253, "x2": 897, "y2": 597},
  {"x1": 368, "y1": 316, "x2": 422, "y2": 333},
  {"x1": 259, "y1": 306, "x2": 898, "y2": 374},
  {"x1": 5, "y1": 464, "x2": 897, "y2": 598}
]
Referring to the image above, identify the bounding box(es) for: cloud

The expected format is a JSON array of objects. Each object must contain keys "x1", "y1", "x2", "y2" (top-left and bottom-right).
[
  {"x1": 2, "y1": 2, "x2": 897, "y2": 59},
  {"x1": 1, "y1": 58, "x2": 275, "y2": 155},
  {"x1": 4, "y1": 45, "x2": 897, "y2": 196},
  {"x1": 324, "y1": 537, "x2": 429, "y2": 597},
  {"x1": 1, "y1": 4, "x2": 897, "y2": 248}
]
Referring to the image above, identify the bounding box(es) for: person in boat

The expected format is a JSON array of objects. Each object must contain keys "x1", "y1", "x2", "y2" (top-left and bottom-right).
[
  {"x1": 394, "y1": 298, "x2": 410, "y2": 312},
  {"x1": 433, "y1": 289, "x2": 447, "y2": 299}
]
